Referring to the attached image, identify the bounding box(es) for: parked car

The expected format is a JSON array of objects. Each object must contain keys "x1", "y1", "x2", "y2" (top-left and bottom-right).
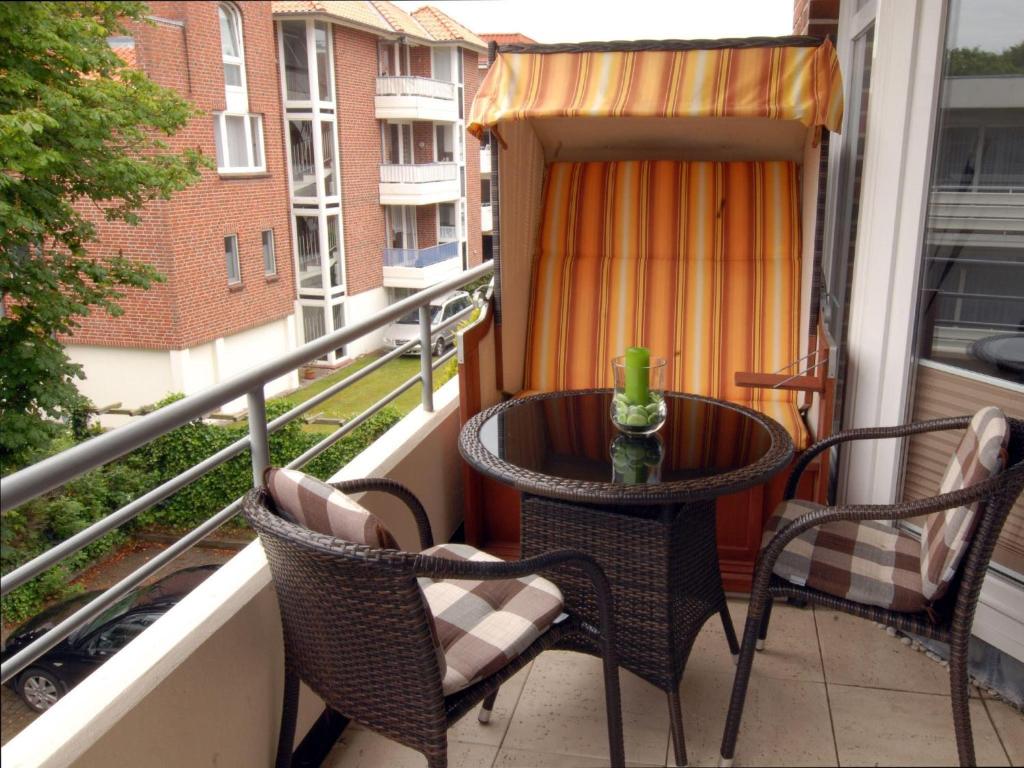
[
  {"x1": 2, "y1": 565, "x2": 218, "y2": 713},
  {"x1": 382, "y1": 290, "x2": 474, "y2": 356}
]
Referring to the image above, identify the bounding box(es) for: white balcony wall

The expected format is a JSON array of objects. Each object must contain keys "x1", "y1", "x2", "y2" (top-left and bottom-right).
[
  {"x1": 379, "y1": 163, "x2": 460, "y2": 205},
  {"x1": 375, "y1": 76, "x2": 458, "y2": 122},
  {"x1": 480, "y1": 147, "x2": 491, "y2": 175},
  {"x1": 481, "y1": 204, "x2": 493, "y2": 234},
  {"x1": 2, "y1": 380, "x2": 465, "y2": 768}
]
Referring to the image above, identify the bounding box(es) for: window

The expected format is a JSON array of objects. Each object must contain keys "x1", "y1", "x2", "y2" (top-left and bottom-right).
[
  {"x1": 88, "y1": 614, "x2": 160, "y2": 655},
  {"x1": 214, "y1": 113, "x2": 264, "y2": 173},
  {"x1": 432, "y1": 47, "x2": 453, "y2": 82},
  {"x1": 288, "y1": 120, "x2": 316, "y2": 195},
  {"x1": 225, "y1": 235, "x2": 241, "y2": 284},
  {"x1": 218, "y1": 4, "x2": 244, "y2": 94},
  {"x1": 262, "y1": 230, "x2": 276, "y2": 276},
  {"x1": 327, "y1": 214, "x2": 343, "y2": 288},
  {"x1": 281, "y1": 21, "x2": 310, "y2": 101},
  {"x1": 314, "y1": 22, "x2": 332, "y2": 102},
  {"x1": 384, "y1": 123, "x2": 413, "y2": 165},
  {"x1": 301, "y1": 304, "x2": 326, "y2": 343},
  {"x1": 295, "y1": 216, "x2": 322, "y2": 289},
  {"x1": 435, "y1": 124, "x2": 453, "y2": 162}
]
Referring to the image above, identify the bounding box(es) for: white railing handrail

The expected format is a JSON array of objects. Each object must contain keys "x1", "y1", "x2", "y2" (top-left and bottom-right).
[
  {"x1": 0, "y1": 261, "x2": 492, "y2": 684},
  {"x1": 379, "y1": 162, "x2": 458, "y2": 184},
  {"x1": 375, "y1": 75, "x2": 456, "y2": 100}
]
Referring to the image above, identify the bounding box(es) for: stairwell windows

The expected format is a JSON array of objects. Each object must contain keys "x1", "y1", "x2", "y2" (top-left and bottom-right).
[
  {"x1": 281, "y1": 21, "x2": 310, "y2": 102},
  {"x1": 295, "y1": 216, "x2": 322, "y2": 290},
  {"x1": 315, "y1": 23, "x2": 332, "y2": 102},
  {"x1": 281, "y1": 20, "x2": 334, "y2": 107}
]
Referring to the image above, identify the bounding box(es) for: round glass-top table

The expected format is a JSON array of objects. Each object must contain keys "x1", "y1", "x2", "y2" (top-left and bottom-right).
[{"x1": 459, "y1": 390, "x2": 794, "y2": 767}]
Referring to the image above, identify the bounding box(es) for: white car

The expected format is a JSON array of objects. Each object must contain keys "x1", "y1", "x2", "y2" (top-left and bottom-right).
[{"x1": 382, "y1": 291, "x2": 474, "y2": 356}]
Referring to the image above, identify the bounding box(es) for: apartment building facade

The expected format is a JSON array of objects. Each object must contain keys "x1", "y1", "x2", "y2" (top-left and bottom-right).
[
  {"x1": 271, "y1": 1, "x2": 485, "y2": 364},
  {"x1": 66, "y1": 1, "x2": 300, "y2": 414},
  {"x1": 65, "y1": 0, "x2": 485, "y2": 410}
]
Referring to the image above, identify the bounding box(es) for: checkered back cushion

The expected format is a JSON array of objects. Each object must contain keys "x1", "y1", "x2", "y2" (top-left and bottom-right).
[
  {"x1": 765, "y1": 499, "x2": 928, "y2": 613},
  {"x1": 418, "y1": 543, "x2": 564, "y2": 695},
  {"x1": 264, "y1": 468, "x2": 398, "y2": 550},
  {"x1": 921, "y1": 407, "x2": 1009, "y2": 601}
]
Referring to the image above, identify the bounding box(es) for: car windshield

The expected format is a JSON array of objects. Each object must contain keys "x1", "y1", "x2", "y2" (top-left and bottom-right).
[{"x1": 397, "y1": 305, "x2": 442, "y2": 325}]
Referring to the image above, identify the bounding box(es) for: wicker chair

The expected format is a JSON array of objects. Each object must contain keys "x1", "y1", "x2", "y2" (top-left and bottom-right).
[
  {"x1": 242, "y1": 478, "x2": 626, "y2": 768},
  {"x1": 719, "y1": 414, "x2": 1024, "y2": 768}
]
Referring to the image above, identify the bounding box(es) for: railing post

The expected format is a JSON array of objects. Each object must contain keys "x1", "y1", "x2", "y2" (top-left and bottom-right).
[
  {"x1": 247, "y1": 387, "x2": 270, "y2": 488},
  {"x1": 418, "y1": 305, "x2": 434, "y2": 413}
]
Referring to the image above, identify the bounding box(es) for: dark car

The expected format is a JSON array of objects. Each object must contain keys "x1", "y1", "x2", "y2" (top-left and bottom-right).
[{"x1": 2, "y1": 565, "x2": 218, "y2": 712}]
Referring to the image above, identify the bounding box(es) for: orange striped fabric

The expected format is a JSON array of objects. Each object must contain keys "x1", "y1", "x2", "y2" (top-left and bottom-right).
[
  {"x1": 468, "y1": 41, "x2": 843, "y2": 137},
  {"x1": 523, "y1": 160, "x2": 810, "y2": 448}
]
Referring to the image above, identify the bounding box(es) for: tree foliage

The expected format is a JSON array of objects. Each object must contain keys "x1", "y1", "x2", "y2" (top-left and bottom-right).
[
  {"x1": 0, "y1": 2, "x2": 205, "y2": 473},
  {"x1": 948, "y1": 42, "x2": 1024, "y2": 76}
]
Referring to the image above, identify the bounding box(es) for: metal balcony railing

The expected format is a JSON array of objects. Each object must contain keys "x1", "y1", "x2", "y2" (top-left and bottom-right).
[
  {"x1": 383, "y1": 240, "x2": 460, "y2": 268},
  {"x1": 375, "y1": 75, "x2": 456, "y2": 100},
  {"x1": 0, "y1": 261, "x2": 493, "y2": 685},
  {"x1": 379, "y1": 163, "x2": 457, "y2": 184}
]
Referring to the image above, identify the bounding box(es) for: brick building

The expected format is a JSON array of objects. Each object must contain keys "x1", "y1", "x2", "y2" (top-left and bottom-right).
[{"x1": 66, "y1": 0, "x2": 485, "y2": 412}]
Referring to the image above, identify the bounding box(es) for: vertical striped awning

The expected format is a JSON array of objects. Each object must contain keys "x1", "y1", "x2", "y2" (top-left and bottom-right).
[{"x1": 468, "y1": 38, "x2": 843, "y2": 137}]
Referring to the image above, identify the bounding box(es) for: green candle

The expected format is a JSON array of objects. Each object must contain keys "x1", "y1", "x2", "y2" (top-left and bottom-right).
[{"x1": 624, "y1": 346, "x2": 650, "y2": 405}]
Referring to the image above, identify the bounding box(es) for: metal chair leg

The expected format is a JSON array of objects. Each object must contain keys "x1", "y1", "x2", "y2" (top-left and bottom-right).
[
  {"x1": 478, "y1": 689, "x2": 499, "y2": 723},
  {"x1": 276, "y1": 667, "x2": 300, "y2": 768},
  {"x1": 949, "y1": 631, "x2": 976, "y2": 767},
  {"x1": 756, "y1": 596, "x2": 774, "y2": 651},
  {"x1": 667, "y1": 689, "x2": 688, "y2": 767}
]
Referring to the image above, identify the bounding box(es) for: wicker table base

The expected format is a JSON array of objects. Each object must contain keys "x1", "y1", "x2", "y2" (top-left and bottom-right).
[{"x1": 521, "y1": 494, "x2": 740, "y2": 767}]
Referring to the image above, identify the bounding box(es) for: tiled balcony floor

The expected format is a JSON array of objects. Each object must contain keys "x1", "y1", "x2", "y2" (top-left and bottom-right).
[{"x1": 327, "y1": 599, "x2": 1024, "y2": 767}]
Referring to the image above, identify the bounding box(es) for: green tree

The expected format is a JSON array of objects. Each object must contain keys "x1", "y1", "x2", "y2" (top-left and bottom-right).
[
  {"x1": 948, "y1": 42, "x2": 1024, "y2": 76},
  {"x1": 0, "y1": 2, "x2": 205, "y2": 473}
]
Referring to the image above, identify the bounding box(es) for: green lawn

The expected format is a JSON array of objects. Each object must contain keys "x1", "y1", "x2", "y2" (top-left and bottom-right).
[{"x1": 272, "y1": 350, "x2": 456, "y2": 433}]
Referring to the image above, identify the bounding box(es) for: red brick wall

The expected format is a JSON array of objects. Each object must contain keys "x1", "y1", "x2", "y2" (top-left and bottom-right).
[
  {"x1": 66, "y1": 1, "x2": 295, "y2": 351},
  {"x1": 334, "y1": 27, "x2": 386, "y2": 296},
  {"x1": 462, "y1": 47, "x2": 483, "y2": 266},
  {"x1": 416, "y1": 205, "x2": 438, "y2": 248},
  {"x1": 794, "y1": 0, "x2": 840, "y2": 37},
  {"x1": 409, "y1": 45, "x2": 432, "y2": 78}
]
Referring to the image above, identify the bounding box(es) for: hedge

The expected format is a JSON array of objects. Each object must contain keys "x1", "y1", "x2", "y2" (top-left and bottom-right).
[{"x1": 1, "y1": 399, "x2": 401, "y2": 624}]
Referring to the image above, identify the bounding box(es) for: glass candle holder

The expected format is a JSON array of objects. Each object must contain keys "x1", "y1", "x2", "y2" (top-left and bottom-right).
[
  {"x1": 610, "y1": 355, "x2": 667, "y2": 435},
  {"x1": 610, "y1": 434, "x2": 664, "y2": 484}
]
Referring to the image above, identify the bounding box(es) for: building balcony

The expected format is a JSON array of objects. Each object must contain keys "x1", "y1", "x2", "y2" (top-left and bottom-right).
[
  {"x1": 926, "y1": 187, "x2": 1024, "y2": 248},
  {"x1": 480, "y1": 146, "x2": 491, "y2": 175},
  {"x1": 482, "y1": 203, "x2": 493, "y2": 234},
  {"x1": 375, "y1": 76, "x2": 458, "y2": 122},
  {"x1": 379, "y1": 163, "x2": 460, "y2": 205},
  {"x1": 382, "y1": 240, "x2": 461, "y2": 289}
]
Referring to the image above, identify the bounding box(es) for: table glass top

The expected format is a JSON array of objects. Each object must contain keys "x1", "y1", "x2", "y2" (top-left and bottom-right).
[{"x1": 476, "y1": 391, "x2": 774, "y2": 487}]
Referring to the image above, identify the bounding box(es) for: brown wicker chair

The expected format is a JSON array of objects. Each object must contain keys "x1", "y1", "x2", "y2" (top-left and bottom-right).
[
  {"x1": 719, "y1": 415, "x2": 1024, "y2": 768},
  {"x1": 242, "y1": 478, "x2": 626, "y2": 768}
]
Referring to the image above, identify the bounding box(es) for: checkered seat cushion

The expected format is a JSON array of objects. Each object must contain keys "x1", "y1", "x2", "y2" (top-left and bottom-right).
[
  {"x1": 764, "y1": 500, "x2": 929, "y2": 613},
  {"x1": 921, "y1": 406, "x2": 1008, "y2": 602},
  {"x1": 418, "y1": 543, "x2": 565, "y2": 695},
  {"x1": 264, "y1": 468, "x2": 399, "y2": 549}
]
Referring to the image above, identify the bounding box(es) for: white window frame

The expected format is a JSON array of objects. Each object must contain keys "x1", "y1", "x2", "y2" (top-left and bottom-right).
[
  {"x1": 262, "y1": 229, "x2": 276, "y2": 276},
  {"x1": 214, "y1": 112, "x2": 265, "y2": 174},
  {"x1": 224, "y1": 234, "x2": 241, "y2": 285},
  {"x1": 218, "y1": 3, "x2": 248, "y2": 113}
]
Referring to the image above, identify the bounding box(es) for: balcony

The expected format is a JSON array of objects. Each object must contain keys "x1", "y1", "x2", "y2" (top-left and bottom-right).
[
  {"x1": 382, "y1": 241, "x2": 461, "y2": 289},
  {"x1": 480, "y1": 146, "x2": 491, "y2": 175},
  {"x1": 926, "y1": 187, "x2": 1024, "y2": 248},
  {"x1": 2, "y1": 260, "x2": 1022, "y2": 767},
  {"x1": 379, "y1": 163, "x2": 460, "y2": 206},
  {"x1": 375, "y1": 76, "x2": 458, "y2": 122},
  {"x1": 482, "y1": 203, "x2": 493, "y2": 234}
]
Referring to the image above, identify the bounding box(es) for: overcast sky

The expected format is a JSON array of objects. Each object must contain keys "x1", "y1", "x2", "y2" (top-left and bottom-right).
[{"x1": 392, "y1": 0, "x2": 795, "y2": 44}]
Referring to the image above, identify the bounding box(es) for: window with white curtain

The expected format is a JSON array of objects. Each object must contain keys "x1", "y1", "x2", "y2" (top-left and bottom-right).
[{"x1": 214, "y1": 4, "x2": 263, "y2": 174}]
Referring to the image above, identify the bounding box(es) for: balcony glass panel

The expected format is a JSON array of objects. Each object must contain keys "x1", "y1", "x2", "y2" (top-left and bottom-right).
[
  {"x1": 315, "y1": 22, "x2": 332, "y2": 102},
  {"x1": 296, "y1": 215, "x2": 322, "y2": 289},
  {"x1": 321, "y1": 121, "x2": 336, "y2": 196},
  {"x1": 281, "y1": 20, "x2": 310, "y2": 102},
  {"x1": 383, "y1": 240, "x2": 460, "y2": 267},
  {"x1": 301, "y1": 304, "x2": 325, "y2": 343},
  {"x1": 327, "y1": 214, "x2": 343, "y2": 287},
  {"x1": 289, "y1": 120, "x2": 316, "y2": 197},
  {"x1": 913, "y1": 0, "x2": 1024, "y2": 386}
]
